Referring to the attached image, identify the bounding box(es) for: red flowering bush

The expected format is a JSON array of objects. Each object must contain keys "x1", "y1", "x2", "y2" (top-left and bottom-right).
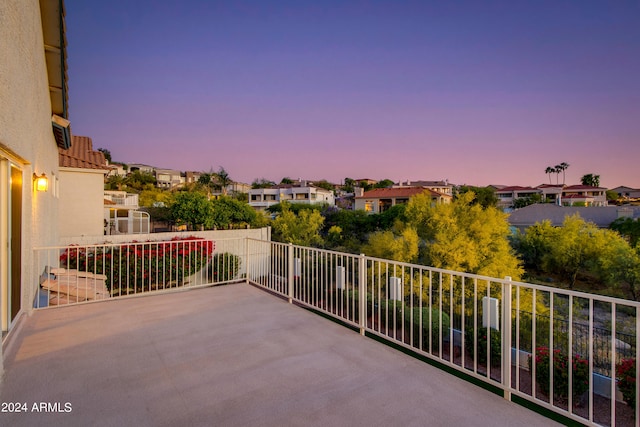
[
  {"x1": 60, "y1": 237, "x2": 215, "y2": 295},
  {"x1": 616, "y1": 358, "x2": 636, "y2": 410},
  {"x1": 528, "y1": 346, "x2": 590, "y2": 401}
]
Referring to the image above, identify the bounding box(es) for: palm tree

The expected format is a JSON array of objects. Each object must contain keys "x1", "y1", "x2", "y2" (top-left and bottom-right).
[
  {"x1": 554, "y1": 165, "x2": 562, "y2": 184},
  {"x1": 559, "y1": 162, "x2": 569, "y2": 185},
  {"x1": 214, "y1": 167, "x2": 233, "y2": 195},
  {"x1": 544, "y1": 167, "x2": 555, "y2": 184}
]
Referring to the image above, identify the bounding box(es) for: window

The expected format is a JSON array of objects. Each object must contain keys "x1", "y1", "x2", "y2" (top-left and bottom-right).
[{"x1": 365, "y1": 201, "x2": 373, "y2": 212}]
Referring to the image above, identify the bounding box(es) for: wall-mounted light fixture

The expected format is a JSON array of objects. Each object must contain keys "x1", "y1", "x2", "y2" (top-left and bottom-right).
[{"x1": 33, "y1": 173, "x2": 49, "y2": 192}]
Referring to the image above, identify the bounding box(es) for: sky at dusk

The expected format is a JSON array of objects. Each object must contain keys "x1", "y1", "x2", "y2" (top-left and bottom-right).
[{"x1": 65, "y1": 0, "x2": 639, "y2": 188}]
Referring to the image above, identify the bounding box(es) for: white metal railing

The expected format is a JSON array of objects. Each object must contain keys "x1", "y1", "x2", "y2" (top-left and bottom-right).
[
  {"x1": 33, "y1": 237, "x2": 247, "y2": 307},
  {"x1": 246, "y1": 239, "x2": 640, "y2": 427},
  {"x1": 104, "y1": 191, "x2": 139, "y2": 207},
  {"x1": 32, "y1": 236, "x2": 640, "y2": 426}
]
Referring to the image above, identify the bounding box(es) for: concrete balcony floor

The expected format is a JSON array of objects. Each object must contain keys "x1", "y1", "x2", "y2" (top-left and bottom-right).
[{"x1": 1, "y1": 284, "x2": 559, "y2": 426}]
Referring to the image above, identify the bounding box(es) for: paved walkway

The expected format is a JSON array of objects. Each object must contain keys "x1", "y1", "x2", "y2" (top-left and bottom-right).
[{"x1": 0, "y1": 284, "x2": 559, "y2": 426}]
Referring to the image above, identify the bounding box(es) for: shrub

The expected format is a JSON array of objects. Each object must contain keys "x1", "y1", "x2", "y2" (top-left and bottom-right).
[
  {"x1": 404, "y1": 306, "x2": 450, "y2": 350},
  {"x1": 60, "y1": 237, "x2": 214, "y2": 294},
  {"x1": 616, "y1": 358, "x2": 637, "y2": 410},
  {"x1": 208, "y1": 252, "x2": 241, "y2": 282},
  {"x1": 528, "y1": 346, "x2": 590, "y2": 401},
  {"x1": 340, "y1": 290, "x2": 373, "y2": 322},
  {"x1": 377, "y1": 299, "x2": 405, "y2": 328},
  {"x1": 465, "y1": 327, "x2": 502, "y2": 366}
]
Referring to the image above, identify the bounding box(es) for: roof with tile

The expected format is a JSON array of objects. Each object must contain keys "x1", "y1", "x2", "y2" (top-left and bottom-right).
[
  {"x1": 59, "y1": 135, "x2": 108, "y2": 170},
  {"x1": 357, "y1": 187, "x2": 448, "y2": 199}
]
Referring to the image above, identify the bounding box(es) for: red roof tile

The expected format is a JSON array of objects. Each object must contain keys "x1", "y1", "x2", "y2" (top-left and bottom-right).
[
  {"x1": 357, "y1": 187, "x2": 445, "y2": 199},
  {"x1": 496, "y1": 186, "x2": 538, "y2": 192},
  {"x1": 59, "y1": 135, "x2": 107, "y2": 170}
]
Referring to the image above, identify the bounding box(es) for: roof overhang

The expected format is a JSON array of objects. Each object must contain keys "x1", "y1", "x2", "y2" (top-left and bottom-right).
[
  {"x1": 40, "y1": 0, "x2": 72, "y2": 149},
  {"x1": 40, "y1": 0, "x2": 68, "y2": 119}
]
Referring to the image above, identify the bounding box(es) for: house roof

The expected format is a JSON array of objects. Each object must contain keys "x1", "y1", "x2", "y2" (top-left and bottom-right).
[
  {"x1": 564, "y1": 184, "x2": 606, "y2": 191},
  {"x1": 536, "y1": 184, "x2": 565, "y2": 189},
  {"x1": 357, "y1": 187, "x2": 446, "y2": 199},
  {"x1": 496, "y1": 186, "x2": 539, "y2": 192},
  {"x1": 59, "y1": 135, "x2": 107, "y2": 170},
  {"x1": 396, "y1": 180, "x2": 452, "y2": 187},
  {"x1": 508, "y1": 204, "x2": 640, "y2": 228}
]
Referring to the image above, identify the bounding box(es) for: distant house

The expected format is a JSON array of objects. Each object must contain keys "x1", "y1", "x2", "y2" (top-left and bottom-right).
[
  {"x1": 58, "y1": 135, "x2": 109, "y2": 238},
  {"x1": 184, "y1": 171, "x2": 202, "y2": 185},
  {"x1": 537, "y1": 184, "x2": 564, "y2": 205},
  {"x1": 128, "y1": 163, "x2": 156, "y2": 175},
  {"x1": 611, "y1": 186, "x2": 640, "y2": 200},
  {"x1": 227, "y1": 181, "x2": 251, "y2": 195},
  {"x1": 354, "y1": 187, "x2": 451, "y2": 214},
  {"x1": 155, "y1": 168, "x2": 183, "y2": 189},
  {"x1": 495, "y1": 186, "x2": 541, "y2": 210},
  {"x1": 561, "y1": 185, "x2": 607, "y2": 207},
  {"x1": 508, "y1": 204, "x2": 640, "y2": 231},
  {"x1": 497, "y1": 184, "x2": 609, "y2": 209},
  {"x1": 248, "y1": 183, "x2": 335, "y2": 211},
  {"x1": 393, "y1": 180, "x2": 454, "y2": 197}
]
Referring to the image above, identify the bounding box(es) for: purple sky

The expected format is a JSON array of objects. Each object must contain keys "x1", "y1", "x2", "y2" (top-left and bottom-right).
[{"x1": 65, "y1": 1, "x2": 639, "y2": 188}]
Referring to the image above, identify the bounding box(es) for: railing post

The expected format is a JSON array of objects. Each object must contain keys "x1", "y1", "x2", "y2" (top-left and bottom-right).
[
  {"x1": 358, "y1": 253, "x2": 366, "y2": 336},
  {"x1": 244, "y1": 237, "x2": 249, "y2": 284},
  {"x1": 502, "y1": 276, "x2": 513, "y2": 400},
  {"x1": 287, "y1": 243, "x2": 294, "y2": 304}
]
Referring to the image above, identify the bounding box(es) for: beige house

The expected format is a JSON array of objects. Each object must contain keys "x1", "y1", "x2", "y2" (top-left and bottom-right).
[
  {"x1": 1, "y1": 0, "x2": 69, "y2": 353},
  {"x1": 355, "y1": 187, "x2": 451, "y2": 214},
  {"x1": 58, "y1": 135, "x2": 108, "y2": 238},
  {"x1": 249, "y1": 183, "x2": 335, "y2": 211},
  {"x1": 393, "y1": 180, "x2": 454, "y2": 196}
]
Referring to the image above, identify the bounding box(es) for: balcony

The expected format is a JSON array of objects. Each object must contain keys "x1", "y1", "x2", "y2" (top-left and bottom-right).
[
  {"x1": 104, "y1": 191, "x2": 139, "y2": 208},
  {"x1": 3, "y1": 238, "x2": 639, "y2": 426}
]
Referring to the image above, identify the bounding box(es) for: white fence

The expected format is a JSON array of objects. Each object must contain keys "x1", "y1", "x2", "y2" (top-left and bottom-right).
[
  {"x1": 33, "y1": 238, "x2": 248, "y2": 307},
  {"x1": 246, "y1": 240, "x2": 640, "y2": 427}
]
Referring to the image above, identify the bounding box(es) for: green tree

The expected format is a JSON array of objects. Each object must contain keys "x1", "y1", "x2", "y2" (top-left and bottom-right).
[
  {"x1": 215, "y1": 167, "x2": 233, "y2": 195},
  {"x1": 580, "y1": 173, "x2": 600, "y2": 187},
  {"x1": 125, "y1": 171, "x2": 156, "y2": 191},
  {"x1": 313, "y1": 180, "x2": 335, "y2": 192},
  {"x1": 139, "y1": 188, "x2": 172, "y2": 208},
  {"x1": 545, "y1": 166, "x2": 556, "y2": 184},
  {"x1": 513, "y1": 194, "x2": 542, "y2": 209},
  {"x1": 610, "y1": 217, "x2": 640, "y2": 246},
  {"x1": 510, "y1": 220, "x2": 556, "y2": 270},
  {"x1": 405, "y1": 191, "x2": 523, "y2": 280},
  {"x1": 280, "y1": 177, "x2": 294, "y2": 184},
  {"x1": 555, "y1": 162, "x2": 569, "y2": 185},
  {"x1": 599, "y1": 240, "x2": 640, "y2": 301},
  {"x1": 542, "y1": 215, "x2": 604, "y2": 289},
  {"x1": 105, "y1": 175, "x2": 125, "y2": 191},
  {"x1": 374, "y1": 179, "x2": 395, "y2": 189},
  {"x1": 170, "y1": 191, "x2": 213, "y2": 230},
  {"x1": 342, "y1": 177, "x2": 356, "y2": 193},
  {"x1": 362, "y1": 227, "x2": 419, "y2": 263},
  {"x1": 456, "y1": 186, "x2": 498, "y2": 209},
  {"x1": 252, "y1": 178, "x2": 276, "y2": 189},
  {"x1": 272, "y1": 202, "x2": 324, "y2": 246},
  {"x1": 98, "y1": 148, "x2": 112, "y2": 162},
  {"x1": 210, "y1": 196, "x2": 260, "y2": 229}
]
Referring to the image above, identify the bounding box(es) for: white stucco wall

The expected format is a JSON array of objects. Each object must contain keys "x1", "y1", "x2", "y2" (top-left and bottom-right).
[
  {"x1": 59, "y1": 168, "x2": 107, "y2": 238},
  {"x1": 0, "y1": 0, "x2": 62, "y2": 360}
]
